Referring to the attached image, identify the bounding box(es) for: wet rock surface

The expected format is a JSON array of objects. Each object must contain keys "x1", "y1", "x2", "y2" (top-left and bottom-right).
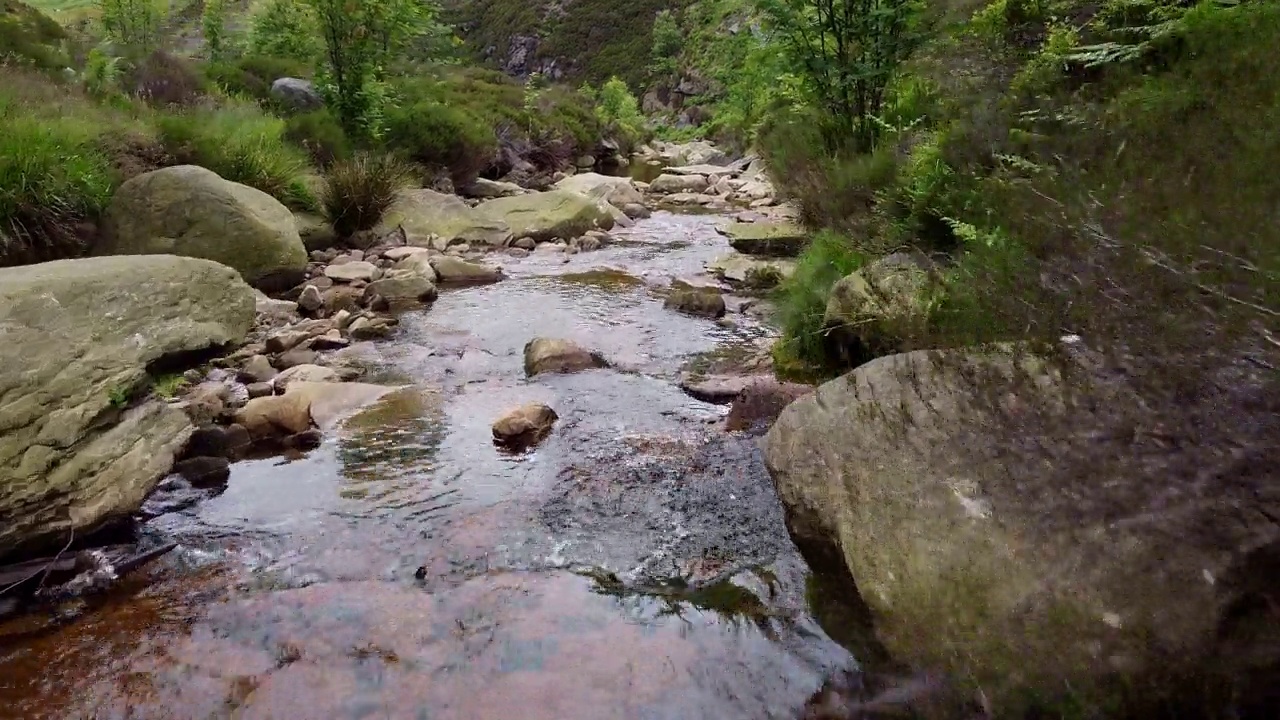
[{"x1": 0, "y1": 211, "x2": 855, "y2": 719}]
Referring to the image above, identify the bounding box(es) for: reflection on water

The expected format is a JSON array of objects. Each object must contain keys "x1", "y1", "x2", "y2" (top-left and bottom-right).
[{"x1": 0, "y1": 211, "x2": 859, "y2": 720}]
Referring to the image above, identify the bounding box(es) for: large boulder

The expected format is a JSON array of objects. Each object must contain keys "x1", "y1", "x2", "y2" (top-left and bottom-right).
[
  {"x1": 648, "y1": 173, "x2": 710, "y2": 195},
  {"x1": 762, "y1": 347, "x2": 1280, "y2": 711},
  {"x1": 96, "y1": 165, "x2": 307, "y2": 292},
  {"x1": 523, "y1": 338, "x2": 610, "y2": 377},
  {"x1": 377, "y1": 189, "x2": 513, "y2": 248},
  {"x1": 553, "y1": 173, "x2": 645, "y2": 209},
  {"x1": 719, "y1": 222, "x2": 808, "y2": 257},
  {"x1": 269, "y1": 77, "x2": 322, "y2": 111},
  {"x1": 822, "y1": 253, "x2": 935, "y2": 365},
  {"x1": 475, "y1": 190, "x2": 614, "y2": 244},
  {"x1": 0, "y1": 256, "x2": 255, "y2": 559}
]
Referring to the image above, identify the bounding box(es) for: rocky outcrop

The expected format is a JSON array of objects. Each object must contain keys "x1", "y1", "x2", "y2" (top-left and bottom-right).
[
  {"x1": 719, "y1": 222, "x2": 808, "y2": 257},
  {"x1": 492, "y1": 403, "x2": 558, "y2": 451},
  {"x1": 475, "y1": 190, "x2": 614, "y2": 244},
  {"x1": 823, "y1": 253, "x2": 935, "y2": 365},
  {"x1": 523, "y1": 338, "x2": 609, "y2": 377},
  {"x1": 96, "y1": 165, "x2": 308, "y2": 292},
  {"x1": 0, "y1": 256, "x2": 255, "y2": 558},
  {"x1": 377, "y1": 189, "x2": 513, "y2": 248},
  {"x1": 763, "y1": 347, "x2": 1280, "y2": 710}
]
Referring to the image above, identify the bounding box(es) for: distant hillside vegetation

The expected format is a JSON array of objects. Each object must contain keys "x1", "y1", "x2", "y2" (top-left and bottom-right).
[{"x1": 444, "y1": 0, "x2": 687, "y2": 87}]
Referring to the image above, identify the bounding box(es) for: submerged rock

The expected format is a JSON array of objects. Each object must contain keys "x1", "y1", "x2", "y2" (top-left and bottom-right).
[
  {"x1": 719, "y1": 222, "x2": 808, "y2": 257},
  {"x1": 0, "y1": 256, "x2": 254, "y2": 558},
  {"x1": 96, "y1": 165, "x2": 307, "y2": 292},
  {"x1": 523, "y1": 338, "x2": 610, "y2": 377},
  {"x1": 492, "y1": 403, "x2": 559, "y2": 451},
  {"x1": 664, "y1": 286, "x2": 727, "y2": 319}
]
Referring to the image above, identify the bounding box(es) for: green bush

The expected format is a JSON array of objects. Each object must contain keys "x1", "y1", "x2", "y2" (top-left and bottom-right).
[
  {"x1": 156, "y1": 101, "x2": 317, "y2": 209},
  {"x1": 285, "y1": 108, "x2": 351, "y2": 166},
  {"x1": 773, "y1": 230, "x2": 866, "y2": 368},
  {"x1": 247, "y1": 0, "x2": 321, "y2": 64},
  {"x1": 205, "y1": 55, "x2": 312, "y2": 101},
  {"x1": 124, "y1": 50, "x2": 208, "y2": 107},
  {"x1": 384, "y1": 100, "x2": 496, "y2": 185},
  {"x1": 0, "y1": 91, "x2": 115, "y2": 265},
  {"x1": 320, "y1": 151, "x2": 414, "y2": 237}
]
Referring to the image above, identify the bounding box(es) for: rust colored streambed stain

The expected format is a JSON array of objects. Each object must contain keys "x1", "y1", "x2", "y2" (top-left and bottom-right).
[{"x1": 4, "y1": 572, "x2": 827, "y2": 720}]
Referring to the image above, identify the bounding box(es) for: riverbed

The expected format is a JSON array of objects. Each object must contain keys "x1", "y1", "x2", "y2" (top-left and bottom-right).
[{"x1": 0, "y1": 211, "x2": 861, "y2": 719}]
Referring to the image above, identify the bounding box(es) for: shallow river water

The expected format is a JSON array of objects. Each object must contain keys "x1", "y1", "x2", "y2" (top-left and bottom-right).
[{"x1": 0, "y1": 212, "x2": 862, "y2": 719}]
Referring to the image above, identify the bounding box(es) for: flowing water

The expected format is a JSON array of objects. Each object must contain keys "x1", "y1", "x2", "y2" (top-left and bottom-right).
[{"x1": 0, "y1": 211, "x2": 860, "y2": 720}]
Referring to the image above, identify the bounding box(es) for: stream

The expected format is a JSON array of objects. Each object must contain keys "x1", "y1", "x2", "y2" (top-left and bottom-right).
[{"x1": 0, "y1": 211, "x2": 863, "y2": 719}]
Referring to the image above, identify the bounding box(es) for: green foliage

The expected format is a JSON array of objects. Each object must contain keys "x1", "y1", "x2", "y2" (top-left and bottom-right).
[
  {"x1": 308, "y1": 0, "x2": 445, "y2": 138},
  {"x1": 649, "y1": 9, "x2": 683, "y2": 77},
  {"x1": 285, "y1": 108, "x2": 351, "y2": 166},
  {"x1": 756, "y1": 0, "x2": 929, "y2": 152},
  {"x1": 0, "y1": 0, "x2": 69, "y2": 69},
  {"x1": 107, "y1": 384, "x2": 130, "y2": 408},
  {"x1": 447, "y1": 0, "x2": 677, "y2": 87},
  {"x1": 156, "y1": 101, "x2": 317, "y2": 209},
  {"x1": 321, "y1": 151, "x2": 414, "y2": 237},
  {"x1": 0, "y1": 87, "x2": 115, "y2": 265},
  {"x1": 773, "y1": 229, "x2": 866, "y2": 366},
  {"x1": 201, "y1": 0, "x2": 227, "y2": 61},
  {"x1": 1010, "y1": 22, "x2": 1079, "y2": 96},
  {"x1": 98, "y1": 0, "x2": 164, "y2": 58},
  {"x1": 248, "y1": 0, "x2": 321, "y2": 63},
  {"x1": 150, "y1": 372, "x2": 188, "y2": 398},
  {"x1": 83, "y1": 45, "x2": 124, "y2": 97},
  {"x1": 384, "y1": 99, "x2": 496, "y2": 185},
  {"x1": 592, "y1": 76, "x2": 647, "y2": 149}
]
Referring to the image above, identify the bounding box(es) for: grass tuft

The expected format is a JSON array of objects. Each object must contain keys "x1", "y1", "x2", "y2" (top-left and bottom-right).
[{"x1": 321, "y1": 152, "x2": 415, "y2": 238}]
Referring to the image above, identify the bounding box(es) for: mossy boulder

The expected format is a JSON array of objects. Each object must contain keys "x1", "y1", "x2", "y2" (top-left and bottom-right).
[
  {"x1": 554, "y1": 172, "x2": 645, "y2": 209},
  {"x1": 97, "y1": 165, "x2": 308, "y2": 292},
  {"x1": 663, "y1": 286, "x2": 726, "y2": 319},
  {"x1": 0, "y1": 255, "x2": 255, "y2": 559},
  {"x1": 822, "y1": 252, "x2": 934, "y2": 366},
  {"x1": 377, "y1": 189, "x2": 513, "y2": 249},
  {"x1": 763, "y1": 347, "x2": 1280, "y2": 711},
  {"x1": 475, "y1": 190, "x2": 614, "y2": 243},
  {"x1": 719, "y1": 222, "x2": 809, "y2": 258}
]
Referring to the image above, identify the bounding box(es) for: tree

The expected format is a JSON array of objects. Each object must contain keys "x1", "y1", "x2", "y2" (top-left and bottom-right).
[
  {"x1": 649, "y1": 9, "x2": 682, "y2": 77},
  {"x1": 249, "y1": 0, "x2": 321, "y2": 63},
  {"x1": 307, "y1": 0, "x2": 444, "y2": 138},
  {"x1": 756, "y1": 0, "x2": 926, "y2": 152},
  {"x1": 202, "y1": 0, "x2": 227, "y2": 60},
  {"x1": 98, "y1": 0, "x2": 164, "y2": 57}
]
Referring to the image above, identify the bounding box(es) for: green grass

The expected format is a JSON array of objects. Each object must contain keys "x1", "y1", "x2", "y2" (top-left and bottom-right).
[
  {"x1": 772, "y1": 230, "x2": 866, "y2": 369},
  {"x1": 156, "y1": 100, "x2": 318, "y2": 209},
  {"x1": 150, "y1": 371, "x2": 188, "y2": 398}
]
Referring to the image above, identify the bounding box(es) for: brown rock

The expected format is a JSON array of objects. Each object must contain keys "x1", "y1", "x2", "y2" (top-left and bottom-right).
[
  {"x1": 173, "y1": 456, "x2": 231, "y2": 487},
  {"x1": 523, "y1": 338, "x2": 610, "y2": 377},
  {"x1": 246, "y1": 381, "x2": 274, "y2": 398},
  {"x1": 492, "y1": 403, "x2": 559, "y2": 450},
  {"x1": 664, "y1": 286, "x2": 727, "y2": 319},
  {"x1": 239, "y1": 354, "x2": 277, "y2": 384},
  {"x1": 323, "y1": 285, "x2": 364, "y2": 314},
  {"x1": 286, "y1": 429, "x2": 324, "y2": 451},
  {"x1": 348, "y1": 316, "x2": 394, "y2": 341},
  {"x1": 183, "y1": 382, "x2": 231, "y2": 425},
  {"x1": 235, "y1": 393, "x2": 313, "y2": 438},
  {"x1": 725, "y1": 380, "x2": 814, "y2": 434},
  {"x1": 264, "y1": 330, "x2": 312, "y2": 354},
  {"x1": 274, "y1": 364, "x2": 340, "y2": 390},
  {"x1": 276, "y1": 347, "x2": 319, "y2": 369}
]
